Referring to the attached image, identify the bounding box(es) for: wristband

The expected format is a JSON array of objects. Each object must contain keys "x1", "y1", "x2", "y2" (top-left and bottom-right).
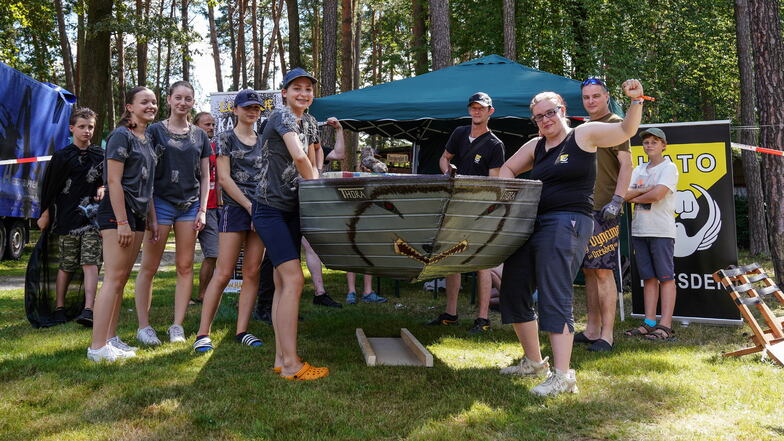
[
  {"x1": 631, "y1": 98, "x2": 644, "y2": 105},
  {"x1": 116, "y1": 220, "x2": 129, "y2": 226}
]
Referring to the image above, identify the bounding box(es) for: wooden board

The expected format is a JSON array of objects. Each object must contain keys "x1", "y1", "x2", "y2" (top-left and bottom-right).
[
  {"x1": 355, "y1": 328, "x2": 433, "y2": 367},
  {"x1": 400, "y1": 328, "x2": 433, "y2": 367},
  {"x1": 765, "y1": 343, "x2": 784, "y2": 366},
  {"x1": 355, "y1": 328, "x2": 377, "y2": 366}
]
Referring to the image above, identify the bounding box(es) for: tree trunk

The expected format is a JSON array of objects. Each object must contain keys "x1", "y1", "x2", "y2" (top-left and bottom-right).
[
  {"x1": 735, "y1": 0, "x2": 768, "y2": 256},
  {"x1": 276, "y1": 15, "x2": 287, "y2": 74},
  {"x1": 412, "y1": 0, "x2": 428, "y2": 75},
  {"x1": 106, "y1": 66, "x2": 115, "y2": 127},
  {"x1": 154, "y1": 0, "x2": 165, "y2": 95},
  {"x1": 208, "y1": 1, "x2": 224, "y2": 92},
  {"x1": 181, "y1": 0, "x2": 190, "y2": 82},
  {"x1": 428, "y1": 0, "x2": 451, "y2": 70},
  {"x1": 237, "y1": 0, "x2": 248, "y2": 88},
  {"x1": 312, "y1": 3, "x2": 320, "y2": 84},
  {"x1": 252, "y1": 0, "x2": 260, "y2": 88},
  {"x1": 287, "y1": 0, "x2": 301, "y2": 68},
  {"x1": 340, "y1": 0, "x2": 353, "y2": 92},
  {"x1": 502, "y1": 0, "x2": 515, "y2": 61},
  {"x1": 76, "y1": 2, "x2": 85, "y2": 96},
  {"x1": 54, "y1": 0, "x2": 76, "y2": 92},
  {"x1": 135, "y1": 0, "x2": 148, "y2": 85},
  {"x1": 353, "y1": 0, "x2": 360, "y2": 89},
  {"x1": 80, "y1": 0, "x2": 113, "y2": 143},
  {"x1": 371, "y1": 9, "x2": 377, "y2": 83},
  {"x1": 321, "y1": 0, "x2": 337, "y2": 97},
  {"x1": 164, "y1": 0, "x2": 175, "y2": 89},
  {"x1": 116, "y1": 25, "x2": 126, "y2": 112},
  {"x1": 228, "y1": 0, "x2": 238, "y2": 90},
  {"x1": 748, "y1": 0, "x2": 784, "y2": 283}
]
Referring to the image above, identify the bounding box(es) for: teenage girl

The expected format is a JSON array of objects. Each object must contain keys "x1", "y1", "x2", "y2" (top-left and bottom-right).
[
  {"x1": 87, "y1": 86, "x2": 158, "y2": 362},
  {"x1": 193, "y1": 89, "x2": 267, "y2": 352},
  {"x1": 253, "y1": 68, "x2": 327, "y2": 380},
  {"x1": 133, "y1": 81, "x2": 211, "y2": 345}
]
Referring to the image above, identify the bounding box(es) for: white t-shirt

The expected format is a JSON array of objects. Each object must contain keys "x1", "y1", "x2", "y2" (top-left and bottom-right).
[{"x1": 629, "y1": 158, "x2": 679, "y2": 238}]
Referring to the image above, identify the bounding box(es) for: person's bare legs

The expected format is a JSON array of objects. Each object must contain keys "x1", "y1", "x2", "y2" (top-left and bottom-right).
[
  {"x1": 172, "y1": 221, "x2": 197, "y2": 327},
  {"x1": 476, "y1": 269, "x2": 491, "y2": 320},
  {"x1": 643, "y1": 278, "x2": 660, "y2": 324},
  {"x1": 444, "y1": 273, "x2": 461, "y2": 316},
  {"x1": 197, "y1": 257, "x2": 217, "y2": 301},
  {"x1": 91, "y1": 230, "x2": 144, "y2": 349},
  {"x1": 512, "y1": 320, "x2": 542, "y2": 362},
  {"x1": 583, "y1": 268, "x2": 616, "y2": 344},
  {"x1": 658, "y1": 279, "x2": 676, "y2": 328},
  {"x1": 55, "y1": 270, "x2": 73, "y2": 308},
  {"x1": 274, "y1": 259, "x2": 305, "y2": 376},
  {"x1": 346, "y1": 272, "x2": 356, "y2": 293},
  {"x1": 82, "y1": 264, "x2": 99, "y2": 309},
  {"x1": 362, "y1": 274, "x2": 373, "y2": 295},
  {"x1": 134, "y1": 225, "x2": 171, "y2": 329},
  {"x1": 550, "y1": 323, "x2": 574, "y2": 372},
  {"x1": 235, "y1": 232, "x2": 264, "y2": 335},
  {"x1": 302, "y1": 237, "x2": 326, "y2": 295},
  {"x1": 196, "y1": 232, "x2": 243, "y2": 337}
]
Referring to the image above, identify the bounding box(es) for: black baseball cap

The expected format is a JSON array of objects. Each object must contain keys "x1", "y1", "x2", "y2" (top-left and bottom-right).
[
  {"x1": 282, "y1": 67, "x2": 318, "y2": 89},
  {"x1": 468, "y1": 92, "x2": 493, "y2": 108},
  {"x1": 234, "y1": 89, "x2": 263, "y2": 107}
]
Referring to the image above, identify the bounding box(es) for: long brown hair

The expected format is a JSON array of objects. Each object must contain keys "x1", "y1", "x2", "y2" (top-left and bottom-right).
[
  {"x1": 167, "y1": 80, "x2": 195, "y2": 121},
  {"x1": 117, "y1": 86, "x2": 154, "y2": 129}
]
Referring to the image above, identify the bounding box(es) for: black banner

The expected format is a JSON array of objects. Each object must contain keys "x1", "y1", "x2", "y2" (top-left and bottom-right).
[{"x1": 629, "y1": 121, "x2": 740, "y2": 324}]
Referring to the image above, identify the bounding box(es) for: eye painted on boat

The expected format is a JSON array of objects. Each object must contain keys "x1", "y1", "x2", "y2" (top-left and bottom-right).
[{"x1": 373, "y1": 200, "x2": 404, "y2": 218}]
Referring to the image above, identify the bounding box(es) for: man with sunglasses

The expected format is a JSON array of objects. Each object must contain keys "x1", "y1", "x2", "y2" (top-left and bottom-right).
[
  {"x1": 575, "y1": 77, "x2": 633, "y2": 352},
  {"x1": 427, "y1": 92, "x2": 505, "y2": 333}
]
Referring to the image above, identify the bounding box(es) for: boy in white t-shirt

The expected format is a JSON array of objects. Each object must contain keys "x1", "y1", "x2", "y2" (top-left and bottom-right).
[{"x1": 623, "y1": 128, "x2": 679, "y2": 341}]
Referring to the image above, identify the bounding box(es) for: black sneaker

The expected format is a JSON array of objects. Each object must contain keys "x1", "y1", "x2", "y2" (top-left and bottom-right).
[
  {"x1": 426, "y1": 313, "x2": 458, "y2": 326},
  {"x1": 52, "y1": 307, "x2": 67, "y2": 325},
  {"x1": 468, "y1": 317, "x2": 491, "y2": 334},
  {"x1": 252, "y1": 306, "x2": 273, "y2": 325},
  {"x1": 313, "y1": 293, "x2": 342, "y2": 308},
  {"x1": 75, "y1": 308, "x2": 93, "y2": 327}
]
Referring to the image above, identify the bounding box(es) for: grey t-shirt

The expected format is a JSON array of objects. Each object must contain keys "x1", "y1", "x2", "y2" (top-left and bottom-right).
[
  {"x1": 103, "y1": 125, "x2": 157, "y2": 217},
  {"x1": 215, "y1": 129, "x2": 264, "y2": 207},
  {"x1": 148, "y1": 122, "x2": 211, "y2": 209},
  {"x1": 257, "y1": 108, "x2": 320, "y2": 212}
]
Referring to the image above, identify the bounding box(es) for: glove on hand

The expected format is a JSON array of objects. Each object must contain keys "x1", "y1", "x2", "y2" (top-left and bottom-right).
[{"x1": 600, "y1": 194, "x2": 625, "y2": 221}]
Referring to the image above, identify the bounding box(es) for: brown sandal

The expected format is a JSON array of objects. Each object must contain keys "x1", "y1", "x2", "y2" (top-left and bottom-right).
[
  {"x1": 624, "y1": 322, "x2": 655, "y2": 337},
  {"x1": 645, "y1": 325, "x2": 676, "y2": 341}
]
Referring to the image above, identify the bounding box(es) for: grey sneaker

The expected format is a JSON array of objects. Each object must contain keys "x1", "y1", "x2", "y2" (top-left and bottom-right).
[
  {"x1": 136, "y1": 326, "x2": 162, "y2": 346},
  {"x1": 531, "y1": 369, "x2": 579, "y2": 396},
  {"x1": 168, "y1": 324, "x2": 186, "y2": 343},
  {"x1": 107, "y1": 336, "x2": 138, "y2": 352},
  {"x1": 500, "y1": 356, "x2": 550, "y2": 377}
]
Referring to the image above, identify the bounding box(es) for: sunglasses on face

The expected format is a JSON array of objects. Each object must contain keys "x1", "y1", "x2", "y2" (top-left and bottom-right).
[{"x1": 531, "y1": 105, "x2": 562, "y2": 123}]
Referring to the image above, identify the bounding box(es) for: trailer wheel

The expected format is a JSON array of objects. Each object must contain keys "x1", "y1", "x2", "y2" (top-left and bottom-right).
[
  {"x1": 0, "y1": 222, "x2": 6, "y2": 260},
  {"x1": 5, "y1": 221, "x2": 26, "y2": 260}
]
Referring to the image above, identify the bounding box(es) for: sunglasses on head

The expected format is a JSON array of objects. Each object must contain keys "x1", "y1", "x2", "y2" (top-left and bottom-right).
[{"x1": 581, "y1": 77, "x2": 607, "y2": 89}]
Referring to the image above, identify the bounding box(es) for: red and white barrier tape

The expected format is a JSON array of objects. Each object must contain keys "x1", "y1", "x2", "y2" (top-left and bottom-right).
[
  {"x1": 731, "y1": 142, "x2": 784, "y2": 157},
  {"x1": 0, "y1": 155, "x2": 52, "y2": 166}
]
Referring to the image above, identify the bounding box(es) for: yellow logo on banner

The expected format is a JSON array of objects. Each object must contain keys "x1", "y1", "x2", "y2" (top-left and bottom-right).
[{"x1": 630, "y1": 142, "x2": 727, "y2": 193}]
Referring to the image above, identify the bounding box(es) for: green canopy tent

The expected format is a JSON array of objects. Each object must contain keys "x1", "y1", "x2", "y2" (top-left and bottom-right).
[{"x1": 309, "y1": 54, "x2": 623, "y2": 170}]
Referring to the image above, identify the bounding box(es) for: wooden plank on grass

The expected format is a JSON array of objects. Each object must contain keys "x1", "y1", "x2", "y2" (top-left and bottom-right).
[
  {"x1": 356, "y1": 328, "x2": 376, "y2": 366},
  {"x1": 766, "y1": 343, "x2": 784, "y2": 366},
  {"x1": 400, "y1": 328, "x2": 433, "y2": 367}
]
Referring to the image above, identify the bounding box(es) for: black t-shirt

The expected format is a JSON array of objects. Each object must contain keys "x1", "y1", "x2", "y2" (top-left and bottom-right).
[
  {"x1": 530, "y1": 131, "x2": 596, "y2": 216},
  {"x1": 148, "y1": 122, "x2": 211, "y2": 209},
  {"x1": 102, "y1": 126, "x2": 157, "y2": 218},
  {"x1": 40, "y1": 144, "x2": 104, "y2": 235},
  {"x1": 444, "y1": 126, "x2": 505, "y2": 176}
]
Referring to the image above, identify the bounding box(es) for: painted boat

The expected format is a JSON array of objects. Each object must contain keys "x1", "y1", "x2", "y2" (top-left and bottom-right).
[{"x1": 299, "y1": 172, "x2": 542, "y2": 282}]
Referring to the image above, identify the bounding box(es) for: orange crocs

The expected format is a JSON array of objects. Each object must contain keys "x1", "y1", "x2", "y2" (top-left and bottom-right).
[{"x1": 281, "y1": 362, "x2": 329, "y2": 381}]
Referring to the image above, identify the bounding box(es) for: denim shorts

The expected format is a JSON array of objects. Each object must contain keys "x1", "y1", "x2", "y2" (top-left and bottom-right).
[
  {"x1": 218, "y1": 204, "x2": 253, "y2": 232},
  {"x1": 499, "y1": 211, "x2": 593, "y2": 333},
  {"x1": 631, "y1": 236, "x2": 675, "y2": 282},
  {"x1": 154, "y1": 196, "x2": 199, "y2": 225},
  {"x1": 97, "y1": 198, "x2": 146, "y2": 232},
  {"x1": 252, "y1": 202, "x2": 301, "y2": 267}
]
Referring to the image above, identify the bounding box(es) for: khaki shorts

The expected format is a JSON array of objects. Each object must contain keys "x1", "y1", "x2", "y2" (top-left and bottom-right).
[{"x1": 58, "y1": 229, "x2": 102, "y2": 272}]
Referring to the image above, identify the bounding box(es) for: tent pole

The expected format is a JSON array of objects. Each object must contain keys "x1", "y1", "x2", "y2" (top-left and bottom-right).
[{"x1": 411, "y1": 142, "x2": 420, "y2": 174}]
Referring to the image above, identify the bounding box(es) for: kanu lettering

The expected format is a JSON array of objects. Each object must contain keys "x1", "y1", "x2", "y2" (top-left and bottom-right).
[{"x1": 338, "y1": 187, "x2": 366, "y2": 200}]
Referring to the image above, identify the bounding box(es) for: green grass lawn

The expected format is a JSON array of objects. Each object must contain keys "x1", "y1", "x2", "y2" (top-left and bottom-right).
[{"x1": 1, "y1": 243, "x2": 782, "y2": 441}]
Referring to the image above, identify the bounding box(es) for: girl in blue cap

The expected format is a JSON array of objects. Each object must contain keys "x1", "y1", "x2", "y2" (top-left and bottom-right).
[{"x1": 193, "y1": 89, "x2": 267, "y2": 352}]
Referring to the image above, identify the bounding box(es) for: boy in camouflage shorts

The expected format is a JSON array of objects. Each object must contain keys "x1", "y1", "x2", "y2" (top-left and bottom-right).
[{"x1": 38, "y1": 108, "x2": 105, "y2": 327}]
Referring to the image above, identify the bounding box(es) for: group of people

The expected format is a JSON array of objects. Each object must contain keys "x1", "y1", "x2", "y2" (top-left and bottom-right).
[{"x1": 39, "y1": 68, "x2": 679, "y2": 392}]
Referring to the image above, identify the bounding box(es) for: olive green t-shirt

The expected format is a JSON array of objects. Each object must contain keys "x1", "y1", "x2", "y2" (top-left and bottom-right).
[{"x1": 592, "y1": 112, "x2": 631, "y2": 210}]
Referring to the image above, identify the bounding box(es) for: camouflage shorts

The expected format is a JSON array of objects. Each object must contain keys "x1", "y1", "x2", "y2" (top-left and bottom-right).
[{"x1": 58, "y1": 229, "x2": 102, "y2": 272}]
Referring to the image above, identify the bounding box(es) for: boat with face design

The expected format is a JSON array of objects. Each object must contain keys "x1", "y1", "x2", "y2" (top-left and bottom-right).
[{"x1": 299, "y1": 172, "x2": 542, "y2": 282}]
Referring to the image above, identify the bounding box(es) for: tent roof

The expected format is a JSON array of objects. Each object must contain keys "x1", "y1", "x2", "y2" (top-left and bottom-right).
[{"x1": 310, "y1": 55, "x2": 623, "y2": 142}]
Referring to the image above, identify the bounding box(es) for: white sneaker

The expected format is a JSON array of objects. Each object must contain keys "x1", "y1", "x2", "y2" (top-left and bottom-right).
[
  {"x1": 531, "y1": 369, "x2": 578, "y2": 396},
  {"x1": 137, "y1": 326, "x2": 162, "y2": 345},
  {"x1": 112, "y1": 345, "x2": 137, "y2": 359},
  {"x1": 500, "y1": 356, "x2": 550, "y2": 377},
  {"x1": 87, "y1": 345, "x2": 120, "y2": 362},
  {"x1": 107, "y1": 336, "x2": 138, "y2": 352},
  {"x1": 168, "y1": 324, "x2": 186, "y2": 343}
]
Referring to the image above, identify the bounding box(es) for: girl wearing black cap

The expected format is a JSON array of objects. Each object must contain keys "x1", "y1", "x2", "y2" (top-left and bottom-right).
[
  {"x1": 252, "y1": 68, "x2": 328, "y2": 380},
  {"x1": 193, "y1": 89, "x2": 267, "y2": 352}
]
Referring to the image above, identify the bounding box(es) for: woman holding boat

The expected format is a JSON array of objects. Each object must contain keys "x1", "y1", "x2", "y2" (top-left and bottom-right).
[{"x1": 498, "y1": 79, "x2": 644, "y2": 396}]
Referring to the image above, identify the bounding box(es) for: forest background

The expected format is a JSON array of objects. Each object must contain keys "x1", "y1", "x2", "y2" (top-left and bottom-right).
[{"x1": 1, "y1": 0, "x2": 783, "y2": 281}]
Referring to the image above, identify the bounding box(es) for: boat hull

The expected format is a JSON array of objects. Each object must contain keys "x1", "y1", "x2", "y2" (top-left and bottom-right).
[{"x1": 299, "y1": 173, "x2": 542, "y2": 282}]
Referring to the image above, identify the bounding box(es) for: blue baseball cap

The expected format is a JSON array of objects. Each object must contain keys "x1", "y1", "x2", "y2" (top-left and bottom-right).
[
  {"x1": 234, "y1": 89, "x2": 263, "y2": 107},
  {"x1": 282, "y1": 67, "x2": 318, "y2": 89}
]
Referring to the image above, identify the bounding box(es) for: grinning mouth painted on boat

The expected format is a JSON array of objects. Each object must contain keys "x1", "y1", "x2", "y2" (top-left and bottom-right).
[{"x1": 345, "y1": 182, "x2": 513, "y2": 268}]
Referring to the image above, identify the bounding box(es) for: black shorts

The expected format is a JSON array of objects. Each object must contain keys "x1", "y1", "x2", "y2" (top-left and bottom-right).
[
  {"x1": 97, "y1": 198, "x2": 147, "y2": 232},
  {"x1": 582, "y1": 210, "x2": 620, "y2": 270}
]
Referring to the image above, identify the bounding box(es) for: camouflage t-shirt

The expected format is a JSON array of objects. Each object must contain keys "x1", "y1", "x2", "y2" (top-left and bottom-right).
[
  {"x1": 103, "y1": 125, "x2": 157, "y2": 217},
  {"x1": 257, "y1": 108, "x2": 320, "y2": 212},
  {"x1": 148, "y1": 122, "x2": 211, "y2": 209},
  {"x1": 215, "y1": 129, "x2": 264, "y2": 207}
]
